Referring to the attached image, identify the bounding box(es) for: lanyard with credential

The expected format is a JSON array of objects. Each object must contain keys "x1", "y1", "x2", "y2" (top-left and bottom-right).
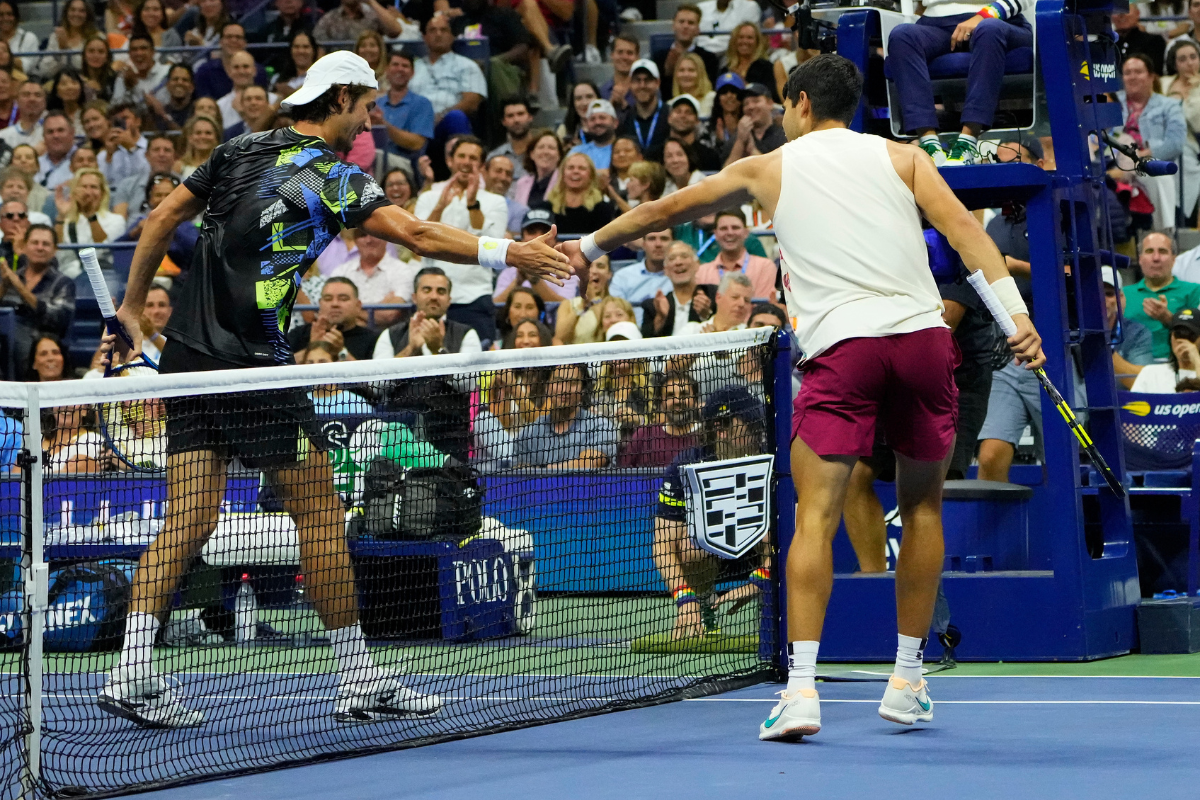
[{"x1": 635, "y1": 102, "x2": 662, "y2": 151}]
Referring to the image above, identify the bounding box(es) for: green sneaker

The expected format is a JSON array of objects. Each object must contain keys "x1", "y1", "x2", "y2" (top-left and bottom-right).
[
  {"x1": 918, "y1": 138, "x2": 947, "y2": 166},
  {"x1": 944, "y1": 136, "x2": 979, "y2": 167}
]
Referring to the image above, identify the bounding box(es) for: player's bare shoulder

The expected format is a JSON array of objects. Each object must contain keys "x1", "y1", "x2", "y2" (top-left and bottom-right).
[
  {"x1": 884, "y1": 139, "x2": 924, "y2": 193},
  {"x1": 727, "y1": 149, "x2": 784, "y2": 218}
]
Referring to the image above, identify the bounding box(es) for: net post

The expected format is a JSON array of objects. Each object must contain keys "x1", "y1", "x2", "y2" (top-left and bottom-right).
[
  {"x1": 769, "y1": 332, "x2": 795, "y2": 681},
  {"x1": 20, "y1": 386, "x2": 43, "y2": 797}
]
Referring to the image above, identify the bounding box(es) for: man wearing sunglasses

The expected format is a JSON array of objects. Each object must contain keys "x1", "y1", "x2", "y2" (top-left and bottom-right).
[{"x1": 0, "y1": 201, "x2": 29, "y2": 263}]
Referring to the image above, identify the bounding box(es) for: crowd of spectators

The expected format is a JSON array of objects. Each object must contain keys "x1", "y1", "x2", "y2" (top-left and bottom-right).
[{"x1": 7, "y1": 0, "x2": 1200, "y2": 482}]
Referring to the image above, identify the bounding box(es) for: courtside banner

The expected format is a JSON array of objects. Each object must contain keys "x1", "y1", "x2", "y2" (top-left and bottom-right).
[{"x1": 682, "y1": 454, "x2": 774, "y2": 559}]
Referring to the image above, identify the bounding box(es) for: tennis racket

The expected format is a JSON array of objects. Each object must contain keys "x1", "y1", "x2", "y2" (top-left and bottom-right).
[
  {"x1": 966, "y1": 271, "x2": 1125, "y2": 497},
  {"x1": 80, "y1": 247, "x2": 166, "y2": 474},
  {"x1": 80, "y1": 247, "x2": 159, "y2": 376}
]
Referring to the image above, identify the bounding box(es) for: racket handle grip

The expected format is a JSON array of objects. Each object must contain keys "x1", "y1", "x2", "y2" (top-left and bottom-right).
[
  {"x1": 80, "y1": 247, "x2": 118, "y2": 319},
  {"x1": 104, "y1": 316, "x2": 136, "y2": 352},
  {"x1": 966, "y1": 270, "x2": 1018, "y2": 337}
]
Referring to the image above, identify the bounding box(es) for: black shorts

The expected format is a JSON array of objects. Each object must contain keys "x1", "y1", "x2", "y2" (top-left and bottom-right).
[{"x1": 160, "y1": 340, "x2": 332, "y2": 469}]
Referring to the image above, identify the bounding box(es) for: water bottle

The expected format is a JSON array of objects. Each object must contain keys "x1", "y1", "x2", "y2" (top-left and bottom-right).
[{"x1": 234, "y1": 573, "x2": 257, "y2": 644}]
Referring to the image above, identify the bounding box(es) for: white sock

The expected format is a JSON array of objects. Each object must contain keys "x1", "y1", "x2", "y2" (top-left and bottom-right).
[
  {"x1": 786, "y1": 640, "x2": 819, "y2": 694},
  {"x1": 918, "y1": 133, "x2": 942, "y2": 149},
  {"x1": 957, "y1": 133, "x2": 978, "y2": 145},
  {"x1": 895, "y1": 634, "x2": 926, "y2": 686},
  {"x1": 330, "y1": 623, "x2": 378, "y2": 686},
  {"x1": 120, "y1": 612, "x2": 159, "y2": 675}
]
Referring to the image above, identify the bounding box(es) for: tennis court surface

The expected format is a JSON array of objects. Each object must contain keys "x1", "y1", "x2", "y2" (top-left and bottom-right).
[{"x1": 125, "y1": 654, "x2": 1199, "y2": 800}]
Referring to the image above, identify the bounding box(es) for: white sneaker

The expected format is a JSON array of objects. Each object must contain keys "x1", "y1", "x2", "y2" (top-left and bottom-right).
[
  {"x1": 878, "y1": 675, "x2": 933, "y2": 725},
  {"x1": 758, "y1": 688, "x2": 820, "y2": 741},
  {"x1": 584, "y1": 44, "x2": 602, "y2": 64},
  {"x1": 334, "y1": 671, "x2": 442, "y2": 724},
  {"x1": 97, "y1": 666, "x2": 204, "y2": 729}
]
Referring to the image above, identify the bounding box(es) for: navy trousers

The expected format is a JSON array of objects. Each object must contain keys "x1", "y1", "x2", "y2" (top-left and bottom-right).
[{"x1": 888, "y1": 13, "x2": 1033, "y2": 133}]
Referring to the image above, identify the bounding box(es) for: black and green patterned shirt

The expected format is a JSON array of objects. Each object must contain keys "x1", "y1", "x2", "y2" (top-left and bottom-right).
[{"x1": 167, "y1": 128, "x2": 390, "y2": 366}]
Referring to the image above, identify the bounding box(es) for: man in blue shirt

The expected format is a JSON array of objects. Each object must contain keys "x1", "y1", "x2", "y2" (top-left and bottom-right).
[
  {"x1": 514, "y1": 363, "x2": 618, "y2": 469},
  {"x1": 369, "y1": 50, "x2": 435, "y2": 161},
  {"x1": 568, "y1": 99, "x2": 618, "y2": 170},
  {"x1": 610, "y1": 228, "x2": 673, "y2": 325}
]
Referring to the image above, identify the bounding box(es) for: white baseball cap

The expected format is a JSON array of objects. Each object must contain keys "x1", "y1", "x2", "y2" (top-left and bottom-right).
[
  {"x1": 587, "y1": 99, "x2": 617, "y2": 119},
  {"x1": 281, "y1": 51, "x2": 379, "y2": 110},
  {"x1": 670, "y1": 94, "x2": 701, "y2": 114},
  {"x1": 1102, "y1": 266, "x2": 1121, "y2": 289},
  {"x1": 605, "y1": 321, "x2": 643, "y2": 341},
  {"x1": 631, "y1": 58, "x2": 660, "y2": 80}
]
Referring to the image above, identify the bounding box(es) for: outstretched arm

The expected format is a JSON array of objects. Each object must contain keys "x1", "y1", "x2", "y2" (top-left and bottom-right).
[
  {"x1": 360, "y1": 204, "x2": 571, "y2": 280},
  {"x1": 560, "y1": 153, "x2": 776, "y2": 268}
]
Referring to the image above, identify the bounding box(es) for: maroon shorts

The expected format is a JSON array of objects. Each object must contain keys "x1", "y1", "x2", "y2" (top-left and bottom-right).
[{"x1": 792, "y1": 327, "x2": 960, "y2": 461}]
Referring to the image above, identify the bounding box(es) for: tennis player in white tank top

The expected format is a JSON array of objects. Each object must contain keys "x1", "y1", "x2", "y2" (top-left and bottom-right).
[{"x1": 559, "y1": 54, "x2": 1046, "y2": 740}]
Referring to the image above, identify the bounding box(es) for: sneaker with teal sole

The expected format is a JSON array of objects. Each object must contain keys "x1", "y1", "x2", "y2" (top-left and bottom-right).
[
  {"x1": 943, "y1": 137, "x2": 979, "y2": 166},
  {"x1": 878, "y1": 675, "x2": 934, "y2": 725},
  {"x1": 919, "y1": 138, "x2": 947, "y2": 166},
  {"x1": 759, "y1": 689, "x2": 821, "y2": 741}
]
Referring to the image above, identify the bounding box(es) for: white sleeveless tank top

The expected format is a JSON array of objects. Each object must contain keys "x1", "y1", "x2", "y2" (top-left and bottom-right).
[{"x1": 775, "y1": 128, "x2": 947, "y2": 359}]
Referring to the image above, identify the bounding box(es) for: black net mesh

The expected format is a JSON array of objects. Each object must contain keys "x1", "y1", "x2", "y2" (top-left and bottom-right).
[{"x1": 13, "y1": 335, "x2": 779, "y2": 797}]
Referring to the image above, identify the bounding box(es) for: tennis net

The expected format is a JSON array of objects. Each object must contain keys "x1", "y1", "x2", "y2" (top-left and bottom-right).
[{"x1": 0, "y1": 327, "x2": 786, "y2": 798}]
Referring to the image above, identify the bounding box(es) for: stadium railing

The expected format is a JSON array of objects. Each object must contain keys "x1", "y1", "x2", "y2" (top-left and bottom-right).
[{"x1": 0, "y1": 326, "x2": 786, "y2": 798}]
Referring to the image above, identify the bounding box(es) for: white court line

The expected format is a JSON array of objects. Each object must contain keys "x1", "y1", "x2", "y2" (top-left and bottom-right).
[{"x1": 687, "y1": 698, "x2": 1200, "y2": 705}]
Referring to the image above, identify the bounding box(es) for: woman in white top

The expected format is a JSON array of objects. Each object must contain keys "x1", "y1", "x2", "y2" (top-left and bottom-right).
[
  {"x1": 662, "y1": 139, "x2": 704, "y2": 196},
  {"x1": 1131, "y1": 324, "x2": 1200, "y2": 393},
  {"x1": 0, "y1": 1, "x2": 39, "y2": 76},
  {"x1": 54, "y1": 169, "x2": 127, "y2": 280},
  {"x1": 1162, "y1": 38, "x2": 1200, "y2": 223},
  {"x1": 37, "y1": 0, "x2": 102, "y2": 79}
]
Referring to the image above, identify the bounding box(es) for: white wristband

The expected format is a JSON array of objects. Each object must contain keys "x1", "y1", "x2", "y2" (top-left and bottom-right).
[
  {"x1": 966, "y1": 272, "x2": 1028, "y2": 337},
  {"x1": 580, "y1": 233, "x2": 608, "y2": 262},
  {"x1": 477, "y1": 236, "x2": 512, "y2": 270}
]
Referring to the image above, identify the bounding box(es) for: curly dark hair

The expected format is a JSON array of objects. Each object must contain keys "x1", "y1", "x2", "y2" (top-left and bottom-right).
[{"x1": 289, "y1": 83, "x2": 376, "y2": 124}]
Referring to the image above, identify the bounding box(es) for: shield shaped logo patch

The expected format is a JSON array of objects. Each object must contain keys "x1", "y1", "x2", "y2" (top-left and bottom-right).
[{"x1": 682, "y1": 454, "x2": 774, "y2": 559}]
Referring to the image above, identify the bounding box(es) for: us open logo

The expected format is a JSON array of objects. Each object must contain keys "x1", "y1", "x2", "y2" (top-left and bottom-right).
[{"x1": 682, "y1": 454, "x2": 774, "y2": 559}]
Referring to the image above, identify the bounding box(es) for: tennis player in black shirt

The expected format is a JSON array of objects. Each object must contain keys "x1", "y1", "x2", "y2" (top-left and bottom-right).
[{"x1": 98, "y1": 51, "x2": 569, "y2": 729}]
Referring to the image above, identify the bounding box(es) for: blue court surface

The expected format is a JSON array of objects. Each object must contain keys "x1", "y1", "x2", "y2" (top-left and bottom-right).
[{"x1": 130, "y1": 675, "x2": 1199, "y2": 800}]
